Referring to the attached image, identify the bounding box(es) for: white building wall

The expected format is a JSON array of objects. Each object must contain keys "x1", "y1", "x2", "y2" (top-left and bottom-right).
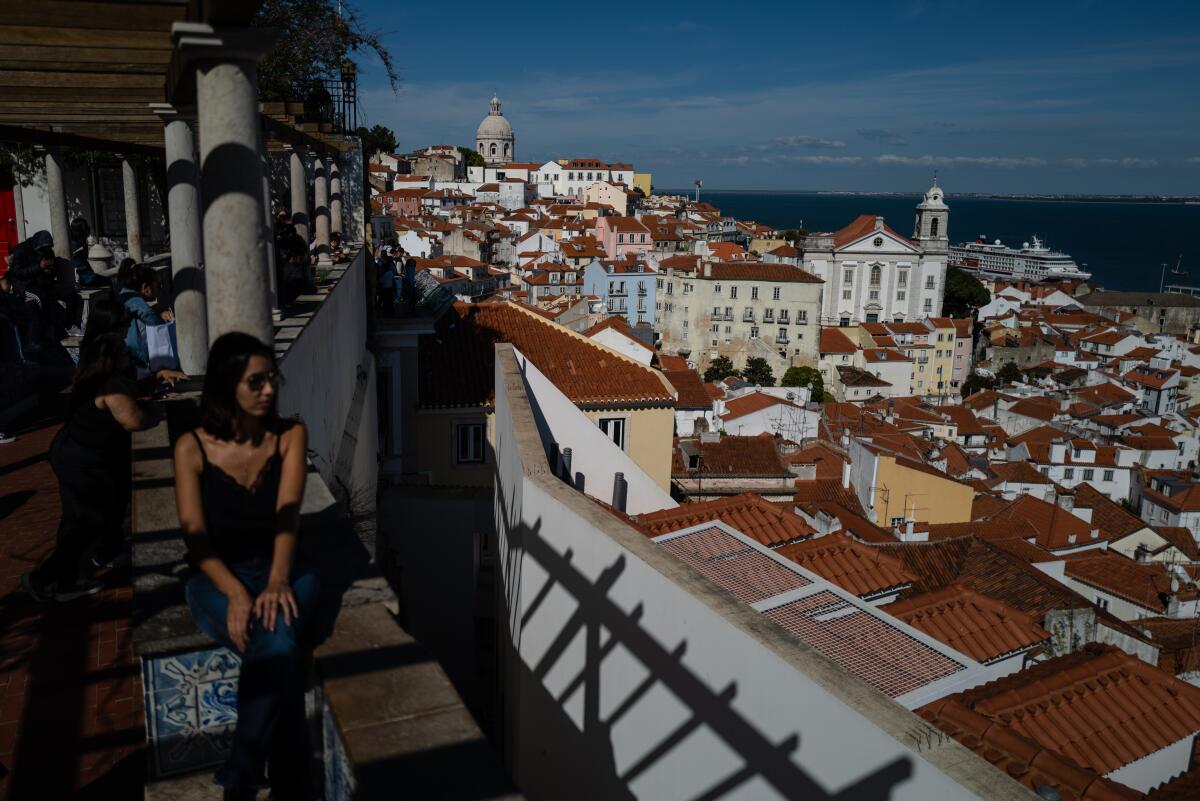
[
  {"x1": 1105, "y1": 735, "x2": 1195, "y2": 794},
  {"x1": 492, "y1": 347, "x2": 1025, "y2": 801}
]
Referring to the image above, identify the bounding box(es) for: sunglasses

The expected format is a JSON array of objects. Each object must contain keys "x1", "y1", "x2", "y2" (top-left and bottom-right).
[{"x1": 245, "y1": 370, "x2": 281, "y2": 392}]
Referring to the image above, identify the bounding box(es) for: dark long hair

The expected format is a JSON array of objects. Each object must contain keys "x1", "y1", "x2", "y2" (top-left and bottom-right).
[
  {"x1": 81, "y1": 292, "x2": 129, "y2": 348},
  {"x1": 71, "y1": 333, "x2": 131, "y2": 407},
  {"x1": 200, "y1": 332, "x2": 279, "y2": 440}
]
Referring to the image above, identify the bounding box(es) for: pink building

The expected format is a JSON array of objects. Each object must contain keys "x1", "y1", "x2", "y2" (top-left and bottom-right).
[{"x1": 595, "y1": 216, "x2": 651, "y2": 259}]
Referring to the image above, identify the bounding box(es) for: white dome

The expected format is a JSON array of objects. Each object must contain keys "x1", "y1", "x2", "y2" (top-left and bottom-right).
[{"x1": 476, "y1": 114, "x2": 513, "y2": 140}]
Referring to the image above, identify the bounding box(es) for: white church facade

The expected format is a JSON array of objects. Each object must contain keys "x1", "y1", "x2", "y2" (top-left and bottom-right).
[{"x1": 801, "y1": 181, "x2": 950, "y2": 325}]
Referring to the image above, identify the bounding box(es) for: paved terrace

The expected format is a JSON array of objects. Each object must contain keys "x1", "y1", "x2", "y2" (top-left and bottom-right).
[{"x1": 0, "y1": 258, "x2": 368, "y2": 799}]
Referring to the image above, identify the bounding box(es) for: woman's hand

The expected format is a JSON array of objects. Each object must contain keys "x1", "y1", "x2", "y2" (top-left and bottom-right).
[
  {"x1": 254, "y1": 579, "x2": 299, "y2": 632},
  {"x1": 160, "y1": 309, "x2": 175, "y2": 322},
  {"x1": 227, "y1": 588, "x2": 254, "y2": 652}
]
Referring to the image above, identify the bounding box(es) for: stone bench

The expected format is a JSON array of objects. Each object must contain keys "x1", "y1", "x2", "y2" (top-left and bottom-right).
[{"x1": 132, "y1": 396, "x2": 518, "y2": 799}]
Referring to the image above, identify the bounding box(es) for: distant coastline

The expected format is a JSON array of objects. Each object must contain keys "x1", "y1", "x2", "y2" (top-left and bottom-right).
[{"x1": 661, "y1": 189, "x2": 1200, "y2": 205}]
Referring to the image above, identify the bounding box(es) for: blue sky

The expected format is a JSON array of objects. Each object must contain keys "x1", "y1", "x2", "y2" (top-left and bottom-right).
[{"x1": 352, "y1": 0, "x2": 1200, "y2": 194}]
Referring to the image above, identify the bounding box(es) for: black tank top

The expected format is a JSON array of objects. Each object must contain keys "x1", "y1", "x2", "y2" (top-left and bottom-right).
[{"x1": 191, "y1": 428, "x2": 284, "y2": 565}]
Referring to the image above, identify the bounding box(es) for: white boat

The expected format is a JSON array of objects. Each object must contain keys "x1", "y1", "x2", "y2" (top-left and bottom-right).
[{"x1": 949, "y1": 235, "x2": 1092, "y2": 282}]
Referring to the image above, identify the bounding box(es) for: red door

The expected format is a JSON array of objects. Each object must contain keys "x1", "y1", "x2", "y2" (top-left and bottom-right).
[{"x1": 0, "y1": 170, "x2": 18, "y2": 277}]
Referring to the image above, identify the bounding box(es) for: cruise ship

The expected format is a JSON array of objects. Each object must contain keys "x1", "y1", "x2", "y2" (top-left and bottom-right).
[{"x1": 949, "y1": 235, "x2": 1092, "y2": 282}]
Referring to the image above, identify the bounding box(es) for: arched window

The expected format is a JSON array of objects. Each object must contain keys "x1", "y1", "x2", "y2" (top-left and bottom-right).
[
  {"x1": 504, "y1": 143, "x2": 511, "y2": 157},
  {"x1": 869, "y1": 265, "x2": 881, "y2": 287},
  {"x1": 490, "y1": 143, "x2": 497, "y2": 157},
  {"x1": 478, "y1": 143, "x2": 483, "y2": 153},
  {"x1": 930, "y1": 217, "x2": 940, "y2": 237}
]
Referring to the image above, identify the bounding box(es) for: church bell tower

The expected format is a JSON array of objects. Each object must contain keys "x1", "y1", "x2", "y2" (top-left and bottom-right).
[{"x1": 914, "y1": 177, "x2": 949, "y2": 255}]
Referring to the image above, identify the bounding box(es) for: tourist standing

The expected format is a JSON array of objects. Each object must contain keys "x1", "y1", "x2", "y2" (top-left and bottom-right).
[{"x1": 174, "y1": 333, "x2": 317, "y2": 801}]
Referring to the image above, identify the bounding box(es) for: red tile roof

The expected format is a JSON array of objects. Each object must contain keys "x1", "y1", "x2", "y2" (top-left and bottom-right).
[
  {"x1": 1063, "y1": 551, "x2": 1193, "y2": 613},
  {"x1": 928, "y1": 643, "x2": 1200, "y2": 777},
  {"x1": 662, "y1": 369, "x2": 711, "y2": 410},
  {"x1": 887, "y1": 584, "x2": 1050, "y2": 664},
  {"x1": 819, "y1": 327, "x2": 858, "y2": 354},
  {"x1": 919, "y1": 694, "x2": 1140, "y2": 801},
  {"x1": 418, "y1": 301, "x2": 674, "y2": 409},
  {"x1": 793, "y1": 479, "x2": 866, "y2": 516},
  {"x1": 672, "y1": 435, "x2": 791, "y2": 478},
  {"x1": 582, "y1": 315, "x2": 655, "y2": 351},
  {"x1": 1147, "y1": 766, "x2": 1200, "y2": 801},
  {"x1": 1073, "y1": 483, "x2": 1147, "y2": 539},
  {"x1": 830, "y1": 214, "x2": 916, "y2": 250},
  {"x1": 784, "y1": 442, "x2": 846, "y2": 480},
  {"x1": 774, "y1": 533, "x2": 914, "y2": 598},
  {"x1": 987, "y1": 495, "x2": 1102, "y2": 550},
  {"x1": 719, "y1": 391, "x2": 803, "y2": 421},
  {"x1": 635, "y1": 492, "x2": 816, "y2": 548},
  {"x1": 703, "y1": 262, "x2": 824, "y2": 283}
]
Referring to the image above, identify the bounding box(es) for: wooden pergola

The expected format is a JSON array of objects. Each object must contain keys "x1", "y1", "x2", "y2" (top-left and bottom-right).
[{"x1": 0, "y1": 0, "x2": 351, "y2": 155}]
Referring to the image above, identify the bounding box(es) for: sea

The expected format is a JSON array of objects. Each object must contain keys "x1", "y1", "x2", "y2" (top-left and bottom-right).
[{"x1": 664, "y1": 190, "x2": 1200, "y2": 293}]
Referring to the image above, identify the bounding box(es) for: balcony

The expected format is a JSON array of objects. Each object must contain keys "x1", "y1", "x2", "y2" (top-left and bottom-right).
[{"x1": 742, "y1": 313, "x2": 756, "y2": 323}]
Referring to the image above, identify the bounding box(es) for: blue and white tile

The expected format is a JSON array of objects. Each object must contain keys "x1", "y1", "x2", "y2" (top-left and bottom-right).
[{"x1": 142, "y1": 647, "x2": 242, "y2": 777}]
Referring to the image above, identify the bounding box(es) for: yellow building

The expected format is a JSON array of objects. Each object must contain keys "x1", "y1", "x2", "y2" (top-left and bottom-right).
[
  {"x1": 927, "y1": 317, "x2": 959, "y2": 399},
  {"x1": 633, "y1": 172, "x2": 652, "y2": 197},
  {"x1": 415, "y1": 300, "x2": 677, "y2": 489},
  {"x1": 853, "y1": 440, "x2": 974, "y2": 527}
]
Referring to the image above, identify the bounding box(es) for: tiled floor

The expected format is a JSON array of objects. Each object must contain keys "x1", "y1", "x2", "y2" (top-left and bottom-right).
[{"x1": 0, "y1": 418, "x2": 144, "y2": 799}]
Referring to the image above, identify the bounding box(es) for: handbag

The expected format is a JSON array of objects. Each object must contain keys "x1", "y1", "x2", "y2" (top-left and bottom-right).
[{"x1": 146, "y1": 320, "x2": 179, "y2": 372}]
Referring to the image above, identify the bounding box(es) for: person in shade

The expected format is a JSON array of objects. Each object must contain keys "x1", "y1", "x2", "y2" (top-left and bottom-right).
[
  {"x1": 173, "y1": 333, "x2": 317, "y2": 801},
  {"x1": 118, "y1": 264, "x2": 173, "y2": 370},
  {"x1": 20, "y1": 295, "x2": 186, "y2": 602}
]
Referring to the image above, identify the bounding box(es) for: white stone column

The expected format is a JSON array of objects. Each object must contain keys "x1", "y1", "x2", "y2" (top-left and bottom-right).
[
  {"x1": 288, "y1": 146, "x2": 308, "y2": 243},
  {"x1": 177, "y1": 23, "x2": 273, "y2": 347},
  {"x1": 121, "y1": 157, "x2": 143, "y2": 262},
  {"x1": 151, "y1": 103, "x2": 208, "y2": 375},
  {"x1": 313, "y1": 156, "x2": 331, "y2": 265},
  {"x1": 44, "y1": 147, "x2": 70, "y2": 259},
  {"x1": 329, "y1": 159, "x2": 343, "y2": 238},
  {"x1": 11, "y1": 166, "x2": 26, "y2": 242},
  {"x1": 261, "y1": 142, "x2": 279, "y2": 319}
]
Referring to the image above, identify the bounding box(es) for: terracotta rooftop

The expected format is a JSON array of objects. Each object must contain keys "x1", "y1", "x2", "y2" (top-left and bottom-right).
[
  {"x1": 986, "y1": 460, "x2": 1054, "y2": 487},
  {"x1": 928, "y1": 643, "x2": 1200, "y2": 778},
  {"x1": 672, "y1": 435, "x2": 791, "y2": 478},
  {"x1": 919, "y1": 693, "x2": 1140, "y2": 801},
  {"x1": 1073, "y1": 483, "x2": 1147, "y2": 539},
  {"x1": 701, "y1": 262, "x2": 824, "y2": 283},
  {"x1": 876, "y1": 536, "x2": 1092, "y2": 623},
  {"x1": 783, "y1": 441, "x2": 846, "y2": 480},
  {"x1": 987, "y1": 495, "x2": 1101, "y2": 551},
  {"x1": 634, "y1": 493, "x2": 815, "y2": 548},
  {"x1": 1147, "y1": 767, "x2": 1200, "y2": 801},
  {"x1": 830, "y1": 214, "x2": 916, "y2": 250},
  {"x1": 662, "y1": 369, "x2": 711, "y2": 410},
  {"x1": 793, "y1": 479, "x2": 866, "y2": 516},
  {"x1": 819, "y1": 326, "x2": 859, "y2": 354},
  {"x1": 887, "y1": 584, "x2": 1050, "y2": 664},
  {"x1": 774, "y1": 533, "x2": 914, "y2": 599},
  {"x1": 418, "y1": 301, "x2": 674, "y2": 409},
  {"x1": 720, "y1": 391, "x2": 803, "y2": 421},
  {"x1": 581, "y1": 315, "x2": 655, "y2": 351},
  {"x1": 1063, "y1": 551, "x2": 1193, "y2": 613}
]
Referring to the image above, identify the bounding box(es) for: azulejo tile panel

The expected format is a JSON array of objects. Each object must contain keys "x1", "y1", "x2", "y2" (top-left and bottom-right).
[
  {"x1": 322, "y1": 695, "x2": 355, "y2": 801},
  {"x1": 142, "y1": 647, "x2": 242, "y2": 777}
]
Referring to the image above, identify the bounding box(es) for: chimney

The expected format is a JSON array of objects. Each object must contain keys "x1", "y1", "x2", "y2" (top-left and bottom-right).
[
  {"x1": 1057, "y1": 493, "x2": 1074, "y2": 512},
  {"x1": 905, "y1": 519, "x2": 915, "y2": 539},
  {"x1": 703, "y1": 262, "x2": 712, "y2": 277},
  {"x1": 1089, "y1": 528, "x2": 1099, "y2": 540},
  {"x1": 841, "y1": 460, "x2": 852, "y2": 489},
  {"x1": 874, "y1": 216, "x2": 884, "y2": 231},
  {"x1": 1067, "y1": 533, "x2": 1077, "y2": 544},
  {"x1": 841, "y1": 427, "x2": 851, "y2": 448}
]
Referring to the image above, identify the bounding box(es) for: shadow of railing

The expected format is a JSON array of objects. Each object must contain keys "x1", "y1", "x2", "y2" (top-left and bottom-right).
[{"x1": 494, "y1": 479, "x2": 914, "y2": 801}]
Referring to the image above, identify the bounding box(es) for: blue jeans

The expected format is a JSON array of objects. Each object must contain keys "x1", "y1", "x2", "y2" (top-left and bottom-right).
[{"x1": 185, "y1": 557, "x2": 319, "y2": 798}]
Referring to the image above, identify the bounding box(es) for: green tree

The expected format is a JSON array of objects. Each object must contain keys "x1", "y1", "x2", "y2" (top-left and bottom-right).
[
  {"x1": 741, "y1": 357, "x2": 776, "y2": 386},
  {"x1": 779, "y1": 228, "x2": 808, "y2": 245},
  {"x1": 960, "y1": 372, "x2": 993, "y2": 398},
  {"x1": 782, "y1": 366, "x2": 824, "y2": 401},
  {"x1": 254, "y1": 0, "x2": 399, "y2": 102},
  {"x1": 942, "y1": 265, "x2": 990, "y2": 318},
  {"x1": 458, "y1": 146, "x2": 486, "y2": 168},
  {"x1": 703, "y1": 356, "x2": 739, "y2": 383},
  {"x1": 996, "y1": 361, "x2": 1023, "y2": 384},
  {"x1": 355, "y1": 125, "x2": 398, "y2": 158}
]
